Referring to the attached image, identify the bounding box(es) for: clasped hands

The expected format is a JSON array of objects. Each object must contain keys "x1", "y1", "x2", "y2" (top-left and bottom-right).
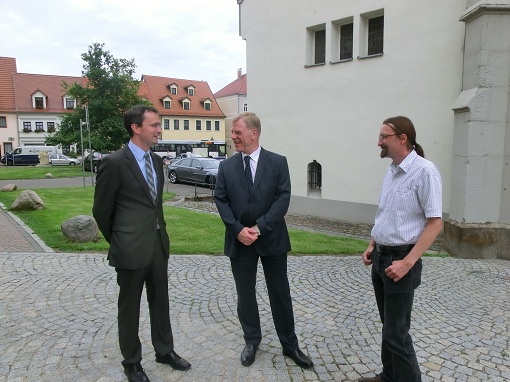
[{"x1": 237, "y1": 226, "x2": 259, "y2": 246}]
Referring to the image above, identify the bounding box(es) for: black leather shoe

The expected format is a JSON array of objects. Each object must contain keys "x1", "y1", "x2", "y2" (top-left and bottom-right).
[
  {"x1": 124, "y1": 363, "x2": 150, "y2": 382},
  {"x1": 155, "y1": 350, "x2": 191, "y2": 371},
  {"x1": 240, "y1": 344, "x2": 257, "y2": 366},
  {"x1": 282, "y1": 348, "x2": 314, "y2": 369}
]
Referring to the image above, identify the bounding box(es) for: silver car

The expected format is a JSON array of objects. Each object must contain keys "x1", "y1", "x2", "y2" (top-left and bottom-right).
[
  {"x1": 167, "y1": 157, "x2": 219, "y2": 187},
  {"x1": 49, "y1": 154, "x2": 81, "y2": 166}
]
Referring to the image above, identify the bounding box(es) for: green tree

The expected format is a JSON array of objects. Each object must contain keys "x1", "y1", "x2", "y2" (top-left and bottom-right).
[{"x1": 46, "y1": 43, "x2": 150, "y2": 152}]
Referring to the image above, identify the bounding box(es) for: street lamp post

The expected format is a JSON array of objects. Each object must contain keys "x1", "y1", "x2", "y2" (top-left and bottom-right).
[{"x1": 79, "y1": 120, "x2": 86, "y2": 188}]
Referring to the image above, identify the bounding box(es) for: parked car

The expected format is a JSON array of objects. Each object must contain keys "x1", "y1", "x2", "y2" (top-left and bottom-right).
[
  {"x1": 48, "y1": 154, "x2": 80, "y2": 166},
  {"x1": 169, "y1": 152, "x2": 202, "y2": 164},
  {"x1": 167, "y1": 157, "x2": 219, "y2": 187},
  {"x1": 83, "y1": 151, "x2": 110, "y2": 173}
]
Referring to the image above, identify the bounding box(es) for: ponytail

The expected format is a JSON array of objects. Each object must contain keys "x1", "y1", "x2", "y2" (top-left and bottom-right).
[{"x1": 414, "y1": 142, "x2": 425, "y2": 158}]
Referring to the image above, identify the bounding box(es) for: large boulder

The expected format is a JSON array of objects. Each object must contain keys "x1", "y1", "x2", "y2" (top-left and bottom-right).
[
  {"x1": 61, "y1": 215, "x2": 99, "y2": 242},
  {"x1": 11, "y1": 190, "x2": 45, "y2": 210},
  {"x1": 1, "y1": 184, "x2": 17, "y2": 192}
]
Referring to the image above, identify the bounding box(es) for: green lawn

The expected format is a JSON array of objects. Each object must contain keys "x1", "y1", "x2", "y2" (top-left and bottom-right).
[
  {"x1": 0, "y1": 187, "x2": 369, "y2": 255},
  {"x1": 0, "y1": 165, "x2": 84, "y2": 179}
]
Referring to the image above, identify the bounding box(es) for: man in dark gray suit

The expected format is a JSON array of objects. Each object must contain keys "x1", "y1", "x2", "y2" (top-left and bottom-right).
[
  {"x1": 214, "y1": 111, "x2": 313, "y2": 369},
  {"x1": 93, "y1": 105, "x2": 190, "y2": 382}
]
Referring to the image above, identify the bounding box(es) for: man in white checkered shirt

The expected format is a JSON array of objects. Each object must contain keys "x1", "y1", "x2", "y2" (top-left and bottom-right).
[{"x1": 359, "y1": 116, "x2": 443, "y2": 382}]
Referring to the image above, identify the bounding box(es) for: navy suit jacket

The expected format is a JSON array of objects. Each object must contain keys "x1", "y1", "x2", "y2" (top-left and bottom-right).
[
  {"x1": 92, "y1": 145, "x2": 169, "y2": 270},
  {"x1": 214, "y1": 148, "x2": 291, "y2": 258}
]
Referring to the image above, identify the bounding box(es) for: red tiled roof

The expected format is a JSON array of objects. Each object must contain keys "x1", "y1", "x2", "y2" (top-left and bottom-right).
[
  {"x1": 13, "y1": 73, "x2": 82, "y2": 113},
  {"x1": 140, "y1": 75, "x2": 225, "y2": 118},
  {"x1": 0, "y1": 57, "x2": 17, "y2": 111},
  {"x1": 214, "y1": 74, "x2": 247, "y2": 98}
]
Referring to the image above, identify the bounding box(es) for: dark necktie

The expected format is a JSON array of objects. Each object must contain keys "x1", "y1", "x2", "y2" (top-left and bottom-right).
[
  {"x1": 144, "y1": 153, "x2": 157, "y2": 203},
  {"x1": 244, "y1": 155, "x2": 253, "y2": 194}
]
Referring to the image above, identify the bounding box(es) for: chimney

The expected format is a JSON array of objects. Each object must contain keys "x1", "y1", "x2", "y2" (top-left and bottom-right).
[{"x1": 237, "y1": 68, "x2": 242, "y2": 79}]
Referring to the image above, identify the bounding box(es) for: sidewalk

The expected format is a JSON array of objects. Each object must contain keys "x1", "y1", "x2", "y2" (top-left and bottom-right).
[{"x1": 0, "y1": 201, "x2": 509, "y2": 381}]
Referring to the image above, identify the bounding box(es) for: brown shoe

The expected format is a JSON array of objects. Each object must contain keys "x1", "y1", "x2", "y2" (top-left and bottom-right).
[{"x1": 358, "y1": 375, "x2": 382, "y2": 382}]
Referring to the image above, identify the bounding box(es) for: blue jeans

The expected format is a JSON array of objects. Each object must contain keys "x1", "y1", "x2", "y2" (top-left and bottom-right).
[{"x1": 371, "y1": 247, "x2": 422, "y2": 382}]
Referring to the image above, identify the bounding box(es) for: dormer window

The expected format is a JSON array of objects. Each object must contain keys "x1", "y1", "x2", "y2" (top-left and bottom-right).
[
  {"x1": 65, "y1": 98, "x2": 76, "y2": 109},
  {"x1": 201, "y1": 98, "x2": 212, "y2": 111},
  {"x1": 35, "y1": 97, "x2": 44, "y2": 109},
  {"x1": 161, "y1": 96, "x2": 172, "y2": 109},
  {"x1": 168, "y1": 84, "x2": 178, "y2": 95},
  {"x1": 181, "y1": 97, "x2": 191, "y2": 110},
  {"x1": 187, "y1": 86, "x2": 195, "y2": 96},
  {"x1": 32, "y1": 91, "x2": 47, "y2": 109}
]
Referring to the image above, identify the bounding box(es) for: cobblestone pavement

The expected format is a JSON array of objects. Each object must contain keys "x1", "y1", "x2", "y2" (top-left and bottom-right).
[
  {"x1": 0, "y1": 253, "x2": 509, "y2": 382},
  {"x1": 0, "y1": 198, "x2": 508, "y2": 381}
]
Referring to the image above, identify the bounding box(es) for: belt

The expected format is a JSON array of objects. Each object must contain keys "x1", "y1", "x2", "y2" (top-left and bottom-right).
[{"x1": 375, "y1": 243, "x2": 415, "y2": 255}]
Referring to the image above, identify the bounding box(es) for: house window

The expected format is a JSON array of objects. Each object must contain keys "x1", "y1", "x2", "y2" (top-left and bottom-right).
[
  {"x1": 206, "y1": 121, "x2": 212, "y2": 131},
  {"x1": 163, "y1": 119, "x2": 170, "y2": 130},
  {"x1": 183, "y1": 101, "x2": 190, "y2": 110},
  {"x1": 188, "y1": 88, "x2": 194, "y2": 96},
  {"x1": 35, "y1": 122, "x2": 44, "y2": 132},
  {"x1": 0, "y1": 117, "x2": 6, "y2": 128},
  {"x1": 171, "y1": 86, "x2": 177, "y2": 95},
  {"x1": 164, "y1": 100, "x2": 171, "y2": 109},
  {"x1": 340, "y1": 23, "x2": 354, "y2": 60},
  {"x1": 243, "y1": 102, "x2": 248, "y2": 112},
  {"x1": 204, "y1": 102, "x2": 211, "y2": 111},
  {"x1": 23, "y1": 122, "x2": 32, "y2": 132},
  {"x1": 308, "y1": 160, "x2": 322, "y2": 190},
  {"x1": 306, "y1": 24, "x2": 326, "y2": 66},
  {"x1": 314, "y1": 29, "x2": 326, "y2": 64},
  {"x1": 215, "y1": 121, "x2": 220, "y2": 131},
  {"x1": 47, "y1": 122, "x2": 55, "y2": 132},
  {"x1": 196, "y1": 120, "x2": 202, "y2": 131},
  {"x1": 368, "y1": 16, "x2": 384, "y2": 55},
  {"x1": 35, "y1": 97, "x2": 44, "y2": 109},
  {"x1": 66, "y1": 98, "x2": 76, "y2": 109},
  {"x1": 174, "y1": 120, "x2": 180, "y2": 130},
  {"x1": 184, "y1": 120, "x2": 189, "y2": 130}
]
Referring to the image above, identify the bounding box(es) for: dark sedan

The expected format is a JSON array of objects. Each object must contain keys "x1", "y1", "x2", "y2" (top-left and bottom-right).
[
  {"x1": 167, "y1": 157, "x2": 219, "y2": 187},
  {"x1": 83, "y1": 151, "x2": 110, "y2": 173}
]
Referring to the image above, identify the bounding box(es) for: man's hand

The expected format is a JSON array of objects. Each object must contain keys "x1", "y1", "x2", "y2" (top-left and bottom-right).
[
  {"x1": 385, "y1": 259, "x2": 412, "y2": 282},
  {"x1": 361, "y1": 242, "x2": 374, "y2": 266},
  {"x1": 237, "y1": 227, "x2": 259, "y2": 246}
]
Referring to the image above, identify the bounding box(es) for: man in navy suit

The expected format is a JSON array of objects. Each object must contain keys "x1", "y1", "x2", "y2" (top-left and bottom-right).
[
  {"x1": 214, "y1": 112, "x2": 313, "y2": 369},
  {"x1": 93, "y1": 105, "x2": 190, "y2": 382}
]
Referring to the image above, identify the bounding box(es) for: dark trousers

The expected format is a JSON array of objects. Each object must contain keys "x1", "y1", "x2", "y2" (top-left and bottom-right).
[
  {"x1": 371, "y1": 247, "x2": 423, "y2": 382},
  {"x1": 116, "y1": 236, "x2": 174, "y2": 366},
  {"x1": 230, "y1": 247, "x2": 298, "y2": 350}
]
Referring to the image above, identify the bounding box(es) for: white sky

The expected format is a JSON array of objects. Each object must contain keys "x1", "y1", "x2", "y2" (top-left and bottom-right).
[{"x1": 0, "y1": 0, "x2": 246, "y2": 93}]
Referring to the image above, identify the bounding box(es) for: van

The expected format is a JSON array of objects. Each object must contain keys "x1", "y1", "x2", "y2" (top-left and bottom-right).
[{"x1": 1, "y1": 146, "x2": 58, "y2": 165}]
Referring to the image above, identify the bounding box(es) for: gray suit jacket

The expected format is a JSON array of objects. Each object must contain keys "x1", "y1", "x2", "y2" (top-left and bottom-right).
[
  {"x1": 93, "y1": 145, "x2": 169, "y2": 270},
  {"x1": 214, "y1": 148, "x2": 291, "y2": 258}
]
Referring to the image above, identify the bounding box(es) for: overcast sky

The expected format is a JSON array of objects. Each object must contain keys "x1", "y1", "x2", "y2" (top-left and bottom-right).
[{"x1": 1, "y1": 0, "x2": 246, "y2": 93}]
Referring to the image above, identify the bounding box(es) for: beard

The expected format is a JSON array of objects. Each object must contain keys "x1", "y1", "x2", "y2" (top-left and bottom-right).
[{"x1": 380, "y1": 147, "x2": 388, "y2": 158}]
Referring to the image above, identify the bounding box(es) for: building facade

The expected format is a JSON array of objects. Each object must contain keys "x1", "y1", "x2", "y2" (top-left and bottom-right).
[
  {"x1": 140, "y1": 75, "x2": 225, "y2": 142},
  {"x1": 214, "y1": 69, "x2": 248, "y2": 157},
  {"x1": 238, "y1": 0, "x2": 510, "y2": 259}
]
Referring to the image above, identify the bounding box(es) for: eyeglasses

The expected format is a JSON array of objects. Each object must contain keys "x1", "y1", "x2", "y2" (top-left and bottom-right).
[{"x1": 378, "y1": 133, "x2": 399, "y2": 141}]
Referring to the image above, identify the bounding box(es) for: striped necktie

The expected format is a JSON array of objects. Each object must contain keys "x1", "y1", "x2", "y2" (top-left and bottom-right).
[
  {"x1": 144, "y1": 153, "x2": 157, "y2": 203},
  {"x1": 244, "y1": 155, "x2": 253, "y2": 194}
]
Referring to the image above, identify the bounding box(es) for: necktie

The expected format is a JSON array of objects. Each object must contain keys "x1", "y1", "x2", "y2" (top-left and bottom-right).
[
  {"x1": 244, "y1": 155, "x2": 253, "y2": 194},
  {"x1": 144, "y1": 153, "x2": 157, "y2": 203}
]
